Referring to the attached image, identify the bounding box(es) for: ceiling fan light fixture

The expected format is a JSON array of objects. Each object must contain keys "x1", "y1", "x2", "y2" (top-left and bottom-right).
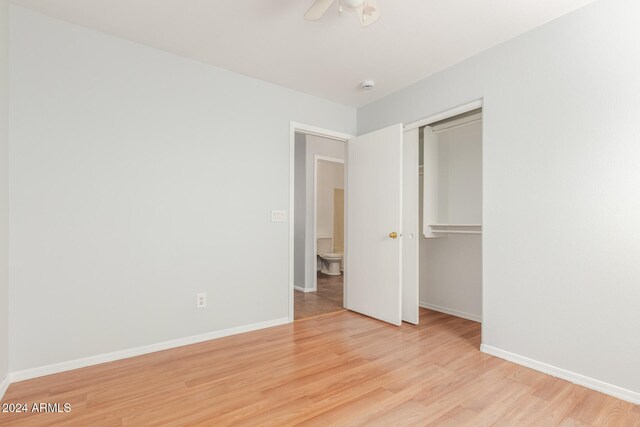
[
  {"x1": 305, "y1": 0, "x2": 379, "y2": 27},
  {"x1": 343, "y1": 0, "x2": 365, "y2": 8}
]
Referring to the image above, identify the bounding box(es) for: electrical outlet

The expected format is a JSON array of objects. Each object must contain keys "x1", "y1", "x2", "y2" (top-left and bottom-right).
[{"x1": 196, "y1": 293, "x2": 207, "y2": 309}]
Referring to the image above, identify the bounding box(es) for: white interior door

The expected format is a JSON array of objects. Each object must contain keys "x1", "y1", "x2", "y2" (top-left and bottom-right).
[
  {"x1": 402, "y1": 128, "x2": 420, "y2": 324},
  {"x1": 346, "y1": 124, "x2": 404, "y2": 325}
]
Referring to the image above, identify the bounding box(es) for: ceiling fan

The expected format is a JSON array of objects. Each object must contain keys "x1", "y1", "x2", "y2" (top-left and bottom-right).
[{"x1": 305, "y1": 0, "x2": 380, "y2": 27}]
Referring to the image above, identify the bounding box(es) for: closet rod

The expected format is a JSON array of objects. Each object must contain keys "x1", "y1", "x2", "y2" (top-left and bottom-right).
[
  {"x1": 431, "y1": 230, "x2": 482, "y2": 235},
  {"x1": 429, "y1": 224, "x2": 481, "y2": 227}
]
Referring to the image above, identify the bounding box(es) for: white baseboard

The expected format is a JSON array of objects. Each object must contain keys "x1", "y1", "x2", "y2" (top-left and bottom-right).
[
  {"x1": 8, "y1": 317, "x2": 290, "y2": 384},
  {"x1": 294, "y1": 285, "x2": 316, "y2": 293},
  {"x1": 419, "y1": 301, "x2": 482, "y2": 323},
  {"x1": 481, "y1": 344, "x2": 640, "y2": 405},
  {"x1": 0, "y1": 375, "x2": 10, "y2": 401}
]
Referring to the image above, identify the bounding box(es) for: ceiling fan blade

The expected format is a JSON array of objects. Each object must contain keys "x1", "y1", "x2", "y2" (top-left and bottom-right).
[
  {"x1": 356, "y1": 0, "x2": 380, "y2": 27},
  {"x1": 304, "y1": 0, "x2": 336, "y2": 21}
]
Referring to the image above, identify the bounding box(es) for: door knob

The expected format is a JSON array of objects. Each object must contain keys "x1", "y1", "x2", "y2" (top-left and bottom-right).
[{"x1": 389, "y1": 232, "x2": 398, "y2": 239}]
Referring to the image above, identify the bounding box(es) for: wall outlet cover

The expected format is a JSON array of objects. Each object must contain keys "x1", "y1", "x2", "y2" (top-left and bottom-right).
[{"x1": 196, "y1": 293, "x2": 207, "y2": 309}]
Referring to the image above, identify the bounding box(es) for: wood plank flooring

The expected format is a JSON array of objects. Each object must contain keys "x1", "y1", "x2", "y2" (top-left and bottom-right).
[
  {"x1": 1, "y1": 309, "x2": 638, "y2": 426},
  {"x1": 294, "y1": 272, "x2": 344, "y2": 320}
]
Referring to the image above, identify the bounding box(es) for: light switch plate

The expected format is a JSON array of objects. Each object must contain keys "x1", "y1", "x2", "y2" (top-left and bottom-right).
[{"x1": 271, "y1": 210, "x2": 287, "y2": 222}]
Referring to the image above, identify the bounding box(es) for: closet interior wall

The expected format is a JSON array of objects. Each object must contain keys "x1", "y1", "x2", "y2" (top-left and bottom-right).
[{"x1": 419, "y1": 114, "x2": 483, "y2": 322}]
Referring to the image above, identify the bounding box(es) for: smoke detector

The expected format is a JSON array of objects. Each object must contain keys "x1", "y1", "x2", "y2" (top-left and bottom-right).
[{"x1": 361, "y1": 80, "x2": 375, "y2": 90}]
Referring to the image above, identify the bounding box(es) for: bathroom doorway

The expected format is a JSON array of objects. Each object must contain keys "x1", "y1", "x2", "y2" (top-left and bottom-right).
[
  {"x1": 292, "y1": 129, "x2": 347, "y2": 321},
  {"x1": 314, "y1": 156, "x2": 344, "y2": 287}
]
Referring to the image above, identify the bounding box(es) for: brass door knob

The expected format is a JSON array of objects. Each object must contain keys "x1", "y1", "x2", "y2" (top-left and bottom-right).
[{"x1": 389, "y1": 232, "x2": 398, "y2": 239}]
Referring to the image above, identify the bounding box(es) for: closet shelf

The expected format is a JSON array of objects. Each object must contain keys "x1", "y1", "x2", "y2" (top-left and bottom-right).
[
  {"x1": 428, "y1": 224, "x2": 482, "y2": 235},
  {"x1": 431, "y1": 230, "x2": 482, "y2": 235}
]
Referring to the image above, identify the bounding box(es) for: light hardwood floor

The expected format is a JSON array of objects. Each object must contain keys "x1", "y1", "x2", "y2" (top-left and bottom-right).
[
  {"x1": 1, "y1": 309, "x2": 638, "y2": 426},
  {"x1": 294, "y1": 272, "x2": 344, "y2": 320}
]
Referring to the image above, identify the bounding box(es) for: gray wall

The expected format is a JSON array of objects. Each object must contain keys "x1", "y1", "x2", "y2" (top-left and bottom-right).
[
  {"x1": 0, "y1": 0, "x2": 8, "y2": 383},
  {"x1": 294, "y1": 133, "x2": 306, "y2": 288},
  {"x1": 359, "y1": 0, "x2": 640, "y2": 395},
  {"x1": 9, "y1": 6, "x2": 356, "y2": 371}
]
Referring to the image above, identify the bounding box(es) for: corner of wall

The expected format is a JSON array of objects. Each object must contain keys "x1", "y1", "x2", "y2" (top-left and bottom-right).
[{"x1": 0, "y1": 0, "x2": 10, "y2": 398}]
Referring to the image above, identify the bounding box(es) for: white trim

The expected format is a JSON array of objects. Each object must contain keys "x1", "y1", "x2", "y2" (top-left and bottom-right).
[
  {"x1": 0, "y1": 375, "x2": 10, "y2": 401},
  {"x1": 481, "y1": 344, "x2": 640, "y2": 405},
  {"x1": 290, "y1": 122, "x2": 353, "y2": 323},
  {"x1": 431, "y1": 112, "x2": 482, "y2": 134},
  {"x1": 8, "y1": 317, "x2": 289, "y2": 383},
  {"x1": 290, "y1": 122, "x2": 353, "y2": 142},
  {"x1": 420, "y1": 301, "x2": 482, "y2": 323},
  {"x1": 313, "y1": 155, "x2": 345, "y2": 291},
  {"x1": 294, "y1": 285, "x2": 316, "y2": 293},
  {"x1": 403, "y1": 99, "x2": 483, "y2": 131}
]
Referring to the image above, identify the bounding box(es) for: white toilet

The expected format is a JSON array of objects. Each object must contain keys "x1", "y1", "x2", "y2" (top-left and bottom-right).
[{"x1": 319, "y1": 253, "x2": 343, "y2": 276}]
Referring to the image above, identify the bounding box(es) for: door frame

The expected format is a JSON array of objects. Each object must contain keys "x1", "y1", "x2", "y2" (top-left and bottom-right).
[
  {"x1": 403, "y1": 99, "x2": 484, "y2": 131},
  {"x1": 406, "y1": 98, "x2": 485, "y2": 332},
  {"x1": 289, "y1": 122, "x2": 353, "y2": 323},
  {"x1": 313, "y1": 155, "x2": 345, "y2": 292}
]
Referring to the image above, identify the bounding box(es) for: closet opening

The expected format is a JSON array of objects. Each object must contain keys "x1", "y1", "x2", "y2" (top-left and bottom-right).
[{"x1": 418, "y1": 108, "x2": 483, "y2": 334}]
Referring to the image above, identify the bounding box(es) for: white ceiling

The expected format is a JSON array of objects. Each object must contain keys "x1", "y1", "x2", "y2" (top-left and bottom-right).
[{"x1": 11, "y1": 0, "x2": 596, "y2": 107}]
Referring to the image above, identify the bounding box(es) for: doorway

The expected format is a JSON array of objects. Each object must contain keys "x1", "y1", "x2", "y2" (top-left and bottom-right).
[
  {"x1": 290, "y1": 124, "x2": 351, "y2": 322},
  {"x1": 288, "y1": 104, "x2": 482, "y2": 327},
  {"x1": 295, "y1": 154, "x2": 346, "y2": 320},
  {"x1": 417, "y1": 107, "x2": 483, "y2": 328},
  {"x1": 291, "y1": 122, "x2": 419, "y2": 326}
]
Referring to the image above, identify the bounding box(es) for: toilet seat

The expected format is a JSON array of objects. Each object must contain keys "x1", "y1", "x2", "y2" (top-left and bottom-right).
[
  {"x1": 319, "y1": 252, "x2": 343, "y2": 275},
  {"x1": 320, "y1": 253, "x2": 343, "y2": 259}
]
